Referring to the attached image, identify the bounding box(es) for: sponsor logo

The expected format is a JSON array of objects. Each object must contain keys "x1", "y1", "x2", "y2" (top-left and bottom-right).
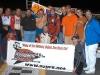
[{"x1": 12, "y1": 42, "x2": 45, "y2": 64}]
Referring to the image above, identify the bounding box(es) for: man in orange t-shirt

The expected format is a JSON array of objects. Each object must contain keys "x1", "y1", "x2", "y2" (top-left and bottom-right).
[
  {"x1": 75, "y1": 9, "x2": 87, "y2": 41},
  {"x1": 62, "y1": 5, "x2": 78, "y2": 44}
]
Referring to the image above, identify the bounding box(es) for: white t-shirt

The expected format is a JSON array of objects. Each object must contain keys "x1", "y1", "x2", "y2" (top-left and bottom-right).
[
  {"x1": 2, "y1": 15, "x2": 11, "y2": 25},
  {"x1": 40, "y1": 33, "x2": 51, "y2": 44},
  {"x1": 14, "y1": 15, "x2": 21, "y2": 30}
]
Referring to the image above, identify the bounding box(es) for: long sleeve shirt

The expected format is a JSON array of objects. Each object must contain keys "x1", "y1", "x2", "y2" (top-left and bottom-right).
[
  {"x1": 74, "y1": 42, "x2": 84, "y2": 68},
  {"x1": 1, "y1": 35, "x2": 17, "y2": 60}
]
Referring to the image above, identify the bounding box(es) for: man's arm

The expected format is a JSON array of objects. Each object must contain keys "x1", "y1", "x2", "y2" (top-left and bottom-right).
[
  {"x1": 74, "y1": 24, "x2": 77, "y2": 35},
  {"x1": 93, "y1": 20, "x2": 100, "y2": 35},
  {"x1": 20, "y1": 26, "x2": 24, "y2": 37},
  {"x1": 63, "y1": 26, "x2": 65, "y2": 37},
  {"x1": 73, "y1": 15, "x2": 78, "y2": 36},
  {"x1": 20, "y1": 18, "x2": 24, "y2": 37}
]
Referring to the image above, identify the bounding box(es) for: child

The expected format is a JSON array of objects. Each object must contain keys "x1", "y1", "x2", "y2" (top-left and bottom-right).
[
  {"x1": 1, "y1": 29, "x2": 17, "y2": 64},
  {"x1": 36, "y1": 26, "x2": 54, "y2": 44},
  {"x1": 72, "y1": 34, "x2": 84, "y2": 75}
]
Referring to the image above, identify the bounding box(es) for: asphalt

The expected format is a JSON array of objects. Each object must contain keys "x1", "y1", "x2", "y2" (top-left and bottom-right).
[
  {"x1": 46, "y1": 58, "x2": 100, "y2": 75},
  {"x1": 0, "y1": 58, "x2": 100, "y2": 75}
]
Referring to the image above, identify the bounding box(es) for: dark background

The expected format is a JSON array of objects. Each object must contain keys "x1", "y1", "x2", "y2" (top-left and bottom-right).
[{"x1": 0, "y1": 0, "x2": 100, "y2": 13}]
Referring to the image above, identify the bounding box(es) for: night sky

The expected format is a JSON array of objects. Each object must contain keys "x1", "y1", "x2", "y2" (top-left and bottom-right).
[{"x1": 0, "y1": 0, "x2": 100, "y2": 13}]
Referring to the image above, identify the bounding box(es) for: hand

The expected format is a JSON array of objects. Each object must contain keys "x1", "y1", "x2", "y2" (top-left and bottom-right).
[
  {"x1": 3, "y1": 26, "x2": 8, "y2": 30},
  {"x1": 73, "y1": 67, "x2": 76, "y2": 73},
  {"x1": 63, "y1": 36, "x2": 65, "y2": 41},
  {"x1": 54, "y1": 36, "x2": 57, "y2": 40},
  {"x1": 4, "y1": 60, "x2": 7, "y2": 64},
  {"x1": 22, "y1": 15, "x2": 25, "y2": 18},
  {"x1": 81, "y1": 38, "x2": 85, "y2": 42},
  {"x1": 8, "y1": 38, "x2": 12, "y2": 41},
  {"x1": 21, "y1": 33, "x2": 24, "y2": 38}
]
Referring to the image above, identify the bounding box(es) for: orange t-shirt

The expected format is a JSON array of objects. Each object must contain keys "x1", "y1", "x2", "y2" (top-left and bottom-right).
[
  {"x1": 62, "y1": 14, "x2": 78, "y2": 36},
  {"x1": 76, "y1": 16, "x2": 87, "y2": 39}
]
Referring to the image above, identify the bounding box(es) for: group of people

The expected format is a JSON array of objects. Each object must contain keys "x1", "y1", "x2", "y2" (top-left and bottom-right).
[{"x1": 0, "y1": 4, "x2": 100, "y2": 75}]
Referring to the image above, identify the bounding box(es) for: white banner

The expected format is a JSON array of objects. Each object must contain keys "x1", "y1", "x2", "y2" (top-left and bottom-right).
[{"x1": 7, "y1": 40, "x2": 75, "y2": 72}]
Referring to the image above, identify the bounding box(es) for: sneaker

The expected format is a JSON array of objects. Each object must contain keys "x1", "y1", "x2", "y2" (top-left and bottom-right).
[
  {"x1": 83, "y1": 67, "x2": 90, "y2": 71},
  {"x1": 85, "y1": 70, "x2": 95, "y2": 74}
]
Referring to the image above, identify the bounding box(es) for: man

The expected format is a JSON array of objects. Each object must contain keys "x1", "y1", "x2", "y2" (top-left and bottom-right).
[
  {"x1": 48, "y1": 8, "x2": 60, "y2": 44},
  {"x1": 58, "y1": 6, "x2": 66, "y2": 44},
  {"x1": 62, "y1": 5, "x2": 78, "y2": 44},
  {"x1": 76, "y1": 9, "x2": 87, "y2": 41},
  {"x1": 2, "y1": 8, "x2": 11, "y2": 39},
  {"x1": 72, "y1": 34, "x2": 84, "y2": 75},
  {"x1": 20, "y1": 9, "x2": 36, "y2": 42},
  {"x1": 84, "y1": 10, "x2": 100, "y2": 74},
  {"x1": 35, "y1": 9, "x2": 47, "y2": 38},
  {"x1": 10, "y1": 8, "x2": 22, "y2": 41},
  {"x1": 76, "y1": 9, "x2": 87, "y2": 60},
  {"x1": 36, "y1": 26, "x2": 54, "y2": 44},
  {"x1": 0, "y1": 7, "x2": 3, "y2": 61},
  {"x1": 1, "y1": 29, "x2": 17, "y2": 64}
]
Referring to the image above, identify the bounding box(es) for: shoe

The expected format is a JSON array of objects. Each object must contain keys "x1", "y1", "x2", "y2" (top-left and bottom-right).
[
  {"x1": 85, "y1": 70, "x2": 95, "y2": 74},
  {"x1": 83, "y1": 67, "x2": 90, "y2": 71}
]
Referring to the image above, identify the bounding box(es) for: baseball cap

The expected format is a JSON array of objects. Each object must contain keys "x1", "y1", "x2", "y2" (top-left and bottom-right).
[
  {"x1": 8, "y1": 29, "x2": 14, "y2": 33},
  {"x1": 72, "y1": 34, "x2": 79, "y2": 40}
]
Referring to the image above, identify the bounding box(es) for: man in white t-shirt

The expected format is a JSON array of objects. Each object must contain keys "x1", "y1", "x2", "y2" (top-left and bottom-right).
[{"x1": 2, "y1": 8, "x2": 11, "y2": 39}]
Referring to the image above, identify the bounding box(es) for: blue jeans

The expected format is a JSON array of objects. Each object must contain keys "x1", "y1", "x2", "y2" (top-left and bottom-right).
[
  {"x1": 0, "y1": 55, "x2": 4, "y2": 62},
  {"x1": 22, "y1": 30, "x2": 36, "y2": 42},
  {"x1": 0, "y1": 33, "x2": 2, "y2": 45},
  {"x1": 58, "y1": 32, "x2": 63, "y2": 44}
]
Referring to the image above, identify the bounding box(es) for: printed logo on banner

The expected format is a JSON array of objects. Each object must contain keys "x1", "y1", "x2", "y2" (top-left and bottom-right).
[
  {"x1": 32, "y1": 2, "x2": 46, "y2": 13},
  {"x1": 12, "y1": 42, "x2": 45, "y2": 64}
]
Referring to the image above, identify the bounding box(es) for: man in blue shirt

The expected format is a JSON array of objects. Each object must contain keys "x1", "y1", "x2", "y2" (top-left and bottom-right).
[{"x1": 84, "y1": 10, "x2": 100, "y2": 74}]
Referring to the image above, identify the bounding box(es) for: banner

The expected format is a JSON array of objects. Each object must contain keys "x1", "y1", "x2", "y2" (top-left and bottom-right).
[
  {"x1": 31, "y1": 2, "x2": 62, "y2": 15},
  {"x1": 7, "y1": 40, "x2": 75, "y2": 72},
  {"x1": 32, "y1": 2, "x2": 48, "y2": 14}
]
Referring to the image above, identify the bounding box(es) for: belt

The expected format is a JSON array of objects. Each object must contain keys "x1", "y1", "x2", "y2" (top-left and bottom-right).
[
  {"x1": 24, "y1": 29, "x2": 34, "y2": 31},
  {"x1": 15, "y1": 29, "x2": 20, "y2": 31}
]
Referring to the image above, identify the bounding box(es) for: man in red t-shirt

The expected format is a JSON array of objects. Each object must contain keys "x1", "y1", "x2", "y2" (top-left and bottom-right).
[{"x1": 10, "y1": 8, "x2": 22, "y2": 41}]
